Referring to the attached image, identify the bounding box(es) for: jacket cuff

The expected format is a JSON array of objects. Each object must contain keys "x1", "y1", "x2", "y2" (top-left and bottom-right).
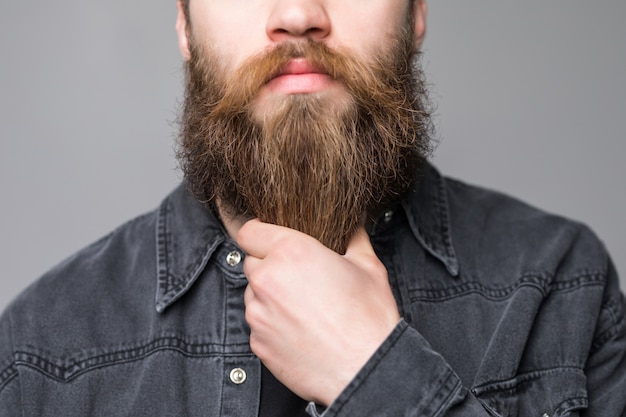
[{"x1": 307, "y1": 320, "x2": 465, "y2": 417}]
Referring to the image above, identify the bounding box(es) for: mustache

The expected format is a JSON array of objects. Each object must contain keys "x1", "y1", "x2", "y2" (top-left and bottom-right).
[
  {"x1": 211, "y1": 40, "x2": 347, "y2": 115},
  {"x1": 207, "y1": 39, "x2": 407, "y2": 118}
]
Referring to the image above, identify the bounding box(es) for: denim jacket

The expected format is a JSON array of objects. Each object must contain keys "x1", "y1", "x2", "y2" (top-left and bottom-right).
[{"x1": 1, "y1": 164, "x2": 624, "y2": 416}]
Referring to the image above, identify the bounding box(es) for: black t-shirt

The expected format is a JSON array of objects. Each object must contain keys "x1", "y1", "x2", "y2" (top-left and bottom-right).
[{"x1": 259, "y1": 364, "x2": 310, "y2": 417}]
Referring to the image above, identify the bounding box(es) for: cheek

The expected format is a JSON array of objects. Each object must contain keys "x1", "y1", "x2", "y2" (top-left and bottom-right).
[
  {"x1": 189, "y1": 4, "x2": 269, "y2": 71},
  {"x1": 188, "y1": 28, "x2": 238, "y2": 75},
  {"x1": 331, "y1": 4, "x2": 411, "y2": 57}
]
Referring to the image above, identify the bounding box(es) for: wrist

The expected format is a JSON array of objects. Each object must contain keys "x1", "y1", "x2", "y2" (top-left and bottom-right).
[{"x1": 317, "y1": 318, "x2": 402, "y2": 406}]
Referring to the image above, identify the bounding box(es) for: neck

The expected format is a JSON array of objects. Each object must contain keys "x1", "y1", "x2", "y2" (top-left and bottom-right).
[{"x1": 215, "y1": 199, "x2": 249, "y2": 242}]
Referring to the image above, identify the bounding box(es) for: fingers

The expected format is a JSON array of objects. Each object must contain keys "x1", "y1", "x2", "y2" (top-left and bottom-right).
[
  {"x1": 238, "y1": 220, "x2": 287, "y2": 296},
  {"x1": 237, "y1": 218, "x2": 321, "y2": 259},
  {"x1": 240, "y1": 220, "x2": 377, "y2": 267},
  {"x1": 236, "y1": 219, "x2": 269, "y2": 258},
  {"x1": 237, "y1": 219, "x2": 301, "y2": 258}
]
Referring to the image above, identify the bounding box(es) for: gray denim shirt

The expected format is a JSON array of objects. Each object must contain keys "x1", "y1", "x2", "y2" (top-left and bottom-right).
[{"x1": 1, "y1": 165, "x2": 625, "y2": 416}]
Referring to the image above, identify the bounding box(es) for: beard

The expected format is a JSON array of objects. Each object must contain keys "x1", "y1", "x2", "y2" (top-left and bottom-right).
[{"x1": 177, "y1": 23, "x2": 433, "y2": 254}]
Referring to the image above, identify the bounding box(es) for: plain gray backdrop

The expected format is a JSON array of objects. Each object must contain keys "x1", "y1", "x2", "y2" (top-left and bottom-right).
[{"x1": 1, "y1": 1, "x2": 625, "y2": 311}]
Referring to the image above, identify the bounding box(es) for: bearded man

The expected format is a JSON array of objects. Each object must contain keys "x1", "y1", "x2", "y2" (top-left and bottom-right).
[{"x1": 0, "y1": 0, "x2": 625, "y2": 416}]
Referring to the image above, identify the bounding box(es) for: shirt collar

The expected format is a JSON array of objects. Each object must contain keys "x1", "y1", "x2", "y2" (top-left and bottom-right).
[
  {"x1": 154, "y1": 164, "x2": 459, "y2": 313},
  {"x1": 400, "y1": 163, "x2": 459, "y2": 277},
  {"x1": 155, "y1": 184, "x2": 226, "y2": 313}
]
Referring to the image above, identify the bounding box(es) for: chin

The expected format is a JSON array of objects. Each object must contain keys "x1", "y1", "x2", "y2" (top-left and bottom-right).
[{"x1": 251, "y1": 86, "x2": 352, "y2": 125}]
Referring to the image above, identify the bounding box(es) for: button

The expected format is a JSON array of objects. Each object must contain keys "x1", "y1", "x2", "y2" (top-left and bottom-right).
[
  {"x1": 229, "y1": 367, "x2": 247, "y2": 384},
  {"x1": 383, "y1": 210, "x2": 394, "y2": 223},
  {"x1": 226, "y1": 251, "x2": 242, "y2": 267}
]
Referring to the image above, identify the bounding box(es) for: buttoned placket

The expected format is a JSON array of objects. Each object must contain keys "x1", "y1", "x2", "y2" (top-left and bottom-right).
[{"x1": 218, "y1": 243, "x2": 262, "y2": 416}]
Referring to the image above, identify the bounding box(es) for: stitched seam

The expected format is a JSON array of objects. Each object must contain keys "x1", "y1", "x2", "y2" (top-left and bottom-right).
[
  {"x1": 167, "y1": 235, "x2": 224, "y2": 291},
  {"x1": 15, "y1": 346, "x2": 251, "y2": 383},
  {"x1": 156, "y1": 199, "x2": 171, "y2": 308},
  {"x1": 218, "y1": 255, "x2": 228, "y2": 417},
  {"x1": 0, "y1": 365, "x2": 18, "y2": 392},
  {"x1": 591, "y1": 308, "x2": 625, "y2": 352},
  {"x1": 434, "y1": 174, "x2": 455, "y2": 261},
  {"x1": 21, "y1": 336, "x2": 251, "y2": 361},
  {"x1": 432, "y1": 375, "x2": 463, "y2": 417},
  {"x1": 472, "y1": 366, "x2": 583, "y2": 396},
  {"x1": 410, "y1": 272, "x2": 605, "y2": 302},
  {"x1": 156, "y1": 197, "x2": 225, "y2": 312},
  {"x1": 555, "y1": 397, "x2": 588, "y2": 416},
  {"x1": 15, "y1": 338, "x2": 251, "y2": 382},
  {"x1": 5, "y1": 299, "x2": 24, "y2": 414}
]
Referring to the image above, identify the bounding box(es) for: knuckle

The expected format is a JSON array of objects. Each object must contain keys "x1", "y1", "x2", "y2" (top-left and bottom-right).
[
  {"x1": 248, "y1": 267, "x2": 273, "y2": 294},
  {"x1": 237, "y1": 221, "x2": 254, "y2": 245},
  {"x1": 244, "y1": 284, "x2": 255, "y2": 304},
  {"x1": 242, "y1": 257, "x2": 255, "y2": 278},
  {"x1": 274, "y1": 234, "x2": 309, "y2": 261},
  {"x1": 245, "y1": 304, "x2": 263, "y2": 330},
  {"x1": 365, "y1": 256, "x2": 388, "y2": 280},
  {"x1": 249, "y1": 337, "x2": 267, "y2": 361},
  {"x1": 248, "y1": 333, "x2": 261, "y2": 355}
]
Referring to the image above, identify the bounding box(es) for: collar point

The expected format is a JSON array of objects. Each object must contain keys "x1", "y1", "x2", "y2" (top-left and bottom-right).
[
  {"x1": 446, "y1": 260, "x2": 460, "y2": 278},
  {"x1": 155, "y1": 302, "x2": 166, "y2": 314}
]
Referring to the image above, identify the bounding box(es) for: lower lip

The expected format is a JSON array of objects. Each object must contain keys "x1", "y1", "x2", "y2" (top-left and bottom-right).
[{"x1": 265, "y1": 73, "x2": 334, "y2": 94}]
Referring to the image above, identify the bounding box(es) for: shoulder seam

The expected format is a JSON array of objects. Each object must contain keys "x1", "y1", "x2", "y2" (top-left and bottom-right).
[{"x1": 591, "y1": 295, "x2": 626, "y2": 352}]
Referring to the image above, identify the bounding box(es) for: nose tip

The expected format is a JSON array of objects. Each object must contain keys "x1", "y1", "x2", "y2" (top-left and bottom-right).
[{"x1": 266, "y1": 1, "x2": 331, "y2": 42}]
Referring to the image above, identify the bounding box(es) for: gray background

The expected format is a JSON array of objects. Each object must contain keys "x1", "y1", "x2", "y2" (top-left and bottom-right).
[{"x1": 1, "y1": 1, "x2": 625, "y2": 311}]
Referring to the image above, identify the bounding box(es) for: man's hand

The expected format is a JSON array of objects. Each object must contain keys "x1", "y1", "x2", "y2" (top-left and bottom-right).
[{"x1": 238, "y1": 219, "x2": 401, "y2": 406}]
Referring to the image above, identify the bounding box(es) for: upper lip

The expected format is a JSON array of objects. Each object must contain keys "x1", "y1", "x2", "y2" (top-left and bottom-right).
[{"x1": 277, "y1": 59, "x2": 327, "y2": 76}]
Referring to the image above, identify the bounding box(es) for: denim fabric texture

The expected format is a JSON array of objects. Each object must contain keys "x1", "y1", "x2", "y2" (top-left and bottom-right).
[{"x1": 1, "y1": 164, "x2": 624, "y2": 416}]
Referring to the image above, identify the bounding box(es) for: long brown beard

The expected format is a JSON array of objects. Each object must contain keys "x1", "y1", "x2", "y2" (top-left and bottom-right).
[{"x1": 177, "y1": 26, "x2": 433, "y2": 254}]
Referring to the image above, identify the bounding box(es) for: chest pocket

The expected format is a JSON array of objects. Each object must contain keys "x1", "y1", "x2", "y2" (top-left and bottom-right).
[{"x1": 472, "y1": 368, "x2": 588, "y2": 417}]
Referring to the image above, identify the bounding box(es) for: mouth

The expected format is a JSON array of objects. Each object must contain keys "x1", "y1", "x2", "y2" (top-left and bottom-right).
[{"x1": 265, "y1": 59, "x2": 335, "y2": 95}]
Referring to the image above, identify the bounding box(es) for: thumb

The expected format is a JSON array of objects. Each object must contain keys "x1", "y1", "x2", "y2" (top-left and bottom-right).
[{"x1": 344, "y1": 226, "x2": 376, "y2": 259}]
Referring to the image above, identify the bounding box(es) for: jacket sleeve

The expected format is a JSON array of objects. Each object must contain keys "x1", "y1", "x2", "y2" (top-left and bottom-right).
[
  {"x1": 306, "y1": 320, "x2": 494, "y2": 417},
  {"x1": 0, "y1": 309, "x2": 22, "y2": 416},
  {"x1": 582, "y1": 261, "x2": 626, "y2": 416}
]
